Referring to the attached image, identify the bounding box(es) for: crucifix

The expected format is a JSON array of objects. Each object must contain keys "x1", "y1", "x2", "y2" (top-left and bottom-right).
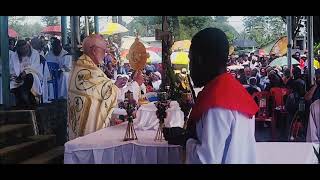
[{"x1": 155, "y1": 16, "x2": 174, "y2": 91}]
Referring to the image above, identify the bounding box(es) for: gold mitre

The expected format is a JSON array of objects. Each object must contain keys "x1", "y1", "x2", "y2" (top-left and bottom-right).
[{"x1": 127, "y1": 37, "x2": 150, "y2": 71}]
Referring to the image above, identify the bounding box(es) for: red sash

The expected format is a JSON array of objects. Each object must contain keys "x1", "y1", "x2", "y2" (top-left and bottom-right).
[{"x1": 189, "y1": 73, "x2": 259, "y2": 122}]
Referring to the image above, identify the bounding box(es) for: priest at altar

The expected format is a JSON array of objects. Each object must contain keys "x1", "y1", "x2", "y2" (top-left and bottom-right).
[{"x1": 67, "y1": 34, "x2": 126, "y2": 140}]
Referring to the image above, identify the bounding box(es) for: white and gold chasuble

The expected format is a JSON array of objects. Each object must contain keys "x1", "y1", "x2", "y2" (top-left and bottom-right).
[{"x1": 68, "y1": 55, "x2": 118, "y2": 140}]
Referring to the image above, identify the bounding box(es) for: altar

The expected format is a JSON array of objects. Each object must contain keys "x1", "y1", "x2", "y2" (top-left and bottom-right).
[{"x1": 64, "y1": 121, "x2": 319, "y2": 164}]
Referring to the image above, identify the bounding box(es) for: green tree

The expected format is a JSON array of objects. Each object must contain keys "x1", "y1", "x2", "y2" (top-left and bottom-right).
[
  {"x1": 9, "y1": 16, "x2": 26, "y2": 27},
  {"x1": 8, "y1": 16, "x2": 44, "y2": 39},
  {"x1": 214, "y1": 16, "x2": 230, "y2": 23},
  {"x1": 19, "y1": 23, "x2": 44, "y2": 38},
  {"x1": 243, "y1": 16, "x2": 286, "y2": 47},
  {"x1": 212, "y1": 16, "x2": 239, "y2": 43},
  {"x1": 127, "y1": 16, "x2": 162, "y2": 37},
  {"x1": 41, "y1": 16, "x2": 60, "y2": 26},
  {"x1": 238, "y1": 31, "x2": 249, "y2": 39},
  {"x1": 9, "y1": 16, "x2": 26, "y2": 38},
  {"x1": 175, "y1": 16, "x2": 214, "y2": 40},
  {"x1": 127, "y1": 16, "x2": 238, "y2": 43},
  {"x1": 315, "y1": 42, "x2": 320, "y2": 55}
]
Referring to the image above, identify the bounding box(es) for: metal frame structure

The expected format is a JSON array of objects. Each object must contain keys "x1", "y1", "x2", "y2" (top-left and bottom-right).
[
  {"x1": 61, "y1": 16, "x2": 68, "y2": 46},
  {"x1": 0, "y1": 16, "x2": 316, "y2": 107},
  {"x1": 307, "y1": 16, "x2": 314, "y2": 85},
  {"x1": 0, "y1": 16, "x2": 10, "y2": 108},
  {"x1": 287, "y1": 16, "x2": 293, "y2": 74},
  {"x1": 287, "y1": 16, "x2": 315, "y2": 85}
]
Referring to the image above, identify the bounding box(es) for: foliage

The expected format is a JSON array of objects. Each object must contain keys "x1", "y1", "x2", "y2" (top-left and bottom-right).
[
  {"x1": 127, "y1": 16, "x2": 238, "y2": 43},
  {"x1": 243, "y1": 16, "x2": 286, "y2": 47},
  {"x1": 315, "y1": 42, "x2": 320, "y2": 55},
  {"x1": 9, "y1": 16, "x2": 44, "y2": 39},
  {"x1": 41, "y1": 16, "x2": 60, "y2": 26}
]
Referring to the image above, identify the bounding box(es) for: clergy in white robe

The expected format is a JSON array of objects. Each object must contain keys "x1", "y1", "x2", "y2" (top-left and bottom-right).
[
  {"x1": 185, "y1": 72, "x2": 258, "y2": 164},
  {"x1": 41, "y1": 60, "x2": 51, "y2": 103},
  {"x1": 306, "y1": 99, "x2": 320, "y2": 143},
  {"x1": 10, "y1": 40, "x2": 43, "y2": 105},
  {"x1": 116, "y1": 74, "x2": 130, "y2": 102},
  {"x1": 128, "y1": 80, "x2": 146, "y2": 102},
  {"x1": 151, "y1": 71, "x2": 162, "y2": 91},
  {"x1": 67, "y1": 34, "x2": 124, "y2": 140},
  {"x1": 116, "y1": 73, "x2": 147, "y2": 103},
  {"x1": 30, "y1": 37, "x2": 51, "y2": 103},
  {"x1": 45, "y1": 38, "x2": 72, "y2": 100},
  {"x1": 163, "y1": 28, "x2": 258, "y2": 164},
  {"x1": 129, "y1": 70, "x2": 146, "y2": 102}
]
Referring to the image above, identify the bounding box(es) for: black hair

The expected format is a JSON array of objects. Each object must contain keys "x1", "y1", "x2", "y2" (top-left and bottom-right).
[
  {"x1": 292, "y1": 80, "x2": 305, "y2": 97},
  {"x1": 249, "y1": 77, "x2": 257, "y2": 86},
  {"x1": 52, "y1": 38, "x2": 62, "y2": 56},
  {"x1": 16, "y1": 40, "x2": 32, "y2": 62},
  {"x1": 293, "y1": 66, "x2": 302, "y2": 79},
  {"x1": 284, "y1": 68, "x2": 291, "y2": 78},
  {"x1": 269, "y1": 72, "x2": 283, "y2": 87},
  {"x1": 189, "y1": 28, "x2": 229, "y2": 87},
  {"x1": 9, "y1": 37, "x2": 16, "y2": 44},
  {"x1": 30, "y1": 37, "x2": 42, "y2": 51},
  {"x1": 9, "y1": 38, "x2": 16, "y2": 51},
  {"x1": 51, "y1": 38, "x2": 61, "y2": 48},
  {"x1": 146, "y1": 70, "x2": 152, "y2": 76},
  {"x1": 251, "y1": 68, "x2": 258, "y2": 76},
  {"x1": 238, "y1": 68, "x2": 245, "y2": 75}
]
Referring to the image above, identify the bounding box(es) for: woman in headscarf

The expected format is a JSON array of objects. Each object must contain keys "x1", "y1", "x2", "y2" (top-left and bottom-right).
[
  {"x1": 246, "y1": 77, "x2": 261, "y2": 95},
  {"x1": 151, "y1": 71, "x2": 162, "y2": 91}
]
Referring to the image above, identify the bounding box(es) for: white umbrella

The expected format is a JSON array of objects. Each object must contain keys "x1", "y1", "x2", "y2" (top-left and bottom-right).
[
  {"x1": 269, "y1": 56, "x2": 299, "y2": 67},
  {"x1": 120, "y1": 36, "x2": 150, "y2": 50},
  {"x1": 147, "y1": 50, "x2": 161, "y2": 64}
]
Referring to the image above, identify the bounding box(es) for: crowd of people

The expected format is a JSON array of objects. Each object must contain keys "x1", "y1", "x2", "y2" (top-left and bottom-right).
[
  {"x1": 226, "y1": 51, "x2": 320, "y2": 141},
  {"x1": 3, "y1": 28, "x2": 319, "y2": 163},
  {"x1": 98, "y1": 38, "x2": 165, "y2": 103},
  {"x1": 3, "y1": 34, "x2": 168, "y2": 108}
]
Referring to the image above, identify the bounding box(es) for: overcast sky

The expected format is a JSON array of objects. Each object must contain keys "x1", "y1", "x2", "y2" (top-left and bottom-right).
[
  {"x1": 228, "y1": 16, "x2": 244, "y2": 32},
  {"x1": 25, "y1": 16, "x2": 245, "y2": 33}
]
